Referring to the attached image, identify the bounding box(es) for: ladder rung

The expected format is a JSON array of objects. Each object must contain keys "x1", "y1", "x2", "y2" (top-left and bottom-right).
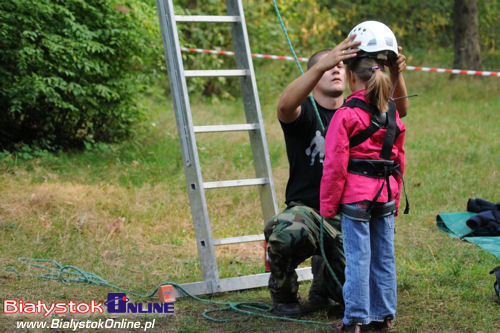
[
  {"x1": 203, "y1": 178, "x2": 268, "y2": 189},
  {"x1": 194, "y1": 123, "x2": 259, "y2": 133},
  {"x1": 213, "y1": 234, "x2": 265, "y2": 246},
  {"x1": 184, "y1": 69, "x2": 249, "y2": 77},
  {"x1": 175, "y1": 15, "x2": 241, "y2": 23}
]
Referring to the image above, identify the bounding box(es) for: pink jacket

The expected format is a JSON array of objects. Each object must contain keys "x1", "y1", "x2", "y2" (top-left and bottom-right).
[{"x1": 320, "y1": 90, "x2": 406, "y2": 218}]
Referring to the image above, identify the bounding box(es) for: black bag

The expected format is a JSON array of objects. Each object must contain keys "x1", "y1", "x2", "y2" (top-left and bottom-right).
[{"x1": 490, "y1": 266, "x2": 500, "y2": 299}]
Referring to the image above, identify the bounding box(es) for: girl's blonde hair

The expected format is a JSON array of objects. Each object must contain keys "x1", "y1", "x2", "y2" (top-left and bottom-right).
[{"x1": 348, "y1": 57, "x2": 392, "y2": 113}]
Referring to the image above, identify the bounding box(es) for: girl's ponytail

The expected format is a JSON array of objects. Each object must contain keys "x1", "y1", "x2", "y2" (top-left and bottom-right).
[
  {"x1": 366, "y1": 64, "x2": 392, "y2": 113},
  {"x1": 348, "y1": 58, "x2": 392, "y2": 113}
]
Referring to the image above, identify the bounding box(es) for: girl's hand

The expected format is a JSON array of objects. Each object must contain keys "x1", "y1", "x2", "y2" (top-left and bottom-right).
[{"x1": 390, "y1": 46, "x2": 407, "y2": 75}]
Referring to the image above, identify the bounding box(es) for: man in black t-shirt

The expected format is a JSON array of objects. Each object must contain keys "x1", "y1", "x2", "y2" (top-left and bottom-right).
[{"x1": 264, "y1": 35, "x2": 409, "y2": 317}]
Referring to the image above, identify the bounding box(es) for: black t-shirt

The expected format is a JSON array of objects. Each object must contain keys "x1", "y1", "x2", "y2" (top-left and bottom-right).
[{"x1": 280, "y1": 98, "x2": 339, "y2": 210}]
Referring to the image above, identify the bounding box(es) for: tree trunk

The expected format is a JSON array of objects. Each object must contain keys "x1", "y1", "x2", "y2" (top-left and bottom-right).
[{"x1": 453, "y1": 0, "x2": 482, "y2": 72}]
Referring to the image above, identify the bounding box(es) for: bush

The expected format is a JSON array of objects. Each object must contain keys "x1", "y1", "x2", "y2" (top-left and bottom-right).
[{"x1": 0, "y1": 0, "x2": 155, "y2": 151}]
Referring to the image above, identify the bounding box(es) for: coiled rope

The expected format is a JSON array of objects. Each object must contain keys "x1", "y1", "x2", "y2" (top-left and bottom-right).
[{"x1": 4, "y1": 257, "x2": 332, "y2": 325}]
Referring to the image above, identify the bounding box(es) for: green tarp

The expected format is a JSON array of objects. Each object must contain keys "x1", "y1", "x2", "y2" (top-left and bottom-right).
[{"x1": 436, "y1": 212, "x2": 500, "y2": 259}]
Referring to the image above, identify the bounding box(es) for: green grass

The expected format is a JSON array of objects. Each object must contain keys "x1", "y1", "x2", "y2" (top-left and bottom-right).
[{"x1": 1, "y1": 68, "x2": 499, "y2": 332}]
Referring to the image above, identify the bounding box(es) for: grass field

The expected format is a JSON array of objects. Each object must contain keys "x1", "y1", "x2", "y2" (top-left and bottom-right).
[{"x1": 1, "y1": 66, "x2": 499, "y2": 332}]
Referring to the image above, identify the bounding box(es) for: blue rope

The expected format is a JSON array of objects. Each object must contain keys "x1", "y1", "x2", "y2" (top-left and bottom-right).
[
  {"x1": 4, "y1": 257, "x2": 332, "y2": 325},
  {"x1": 271, "y1": 0, "x2": 325, "y2": 133}
]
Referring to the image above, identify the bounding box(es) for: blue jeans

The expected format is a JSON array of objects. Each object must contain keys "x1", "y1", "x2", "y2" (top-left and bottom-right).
[{"x1": 341, "y1": 205, "x2": 397, "y2": 325}]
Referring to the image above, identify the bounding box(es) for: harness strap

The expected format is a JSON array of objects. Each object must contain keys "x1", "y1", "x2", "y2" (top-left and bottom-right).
[
  {"x1": 347, "y1": 159, "x2": 409, "y2": 215},
  {"x1": 340, "y1": 200, "x2": 397, "y2": 221},
  {"x1": 367, "y1": 180, "x2": 386, "y2": 213},
  {"x1": 366, "y1": 165, "x2": 393, "y2": 213},
  {"x1": 343, "y1": 98, "x2": 400, "y2": 155},
  {"x1": 393, "y1": 168, "x2": 410, "y2": 214},
  {"x1": 368, "y1": 167, "x2": 409, "y2": 215},
  {"x1": 380, "y1": 103, "x2": 397, "y2": 159},
  {"x1": 345, "y1": 99, "x2": 381, "y2": 148}
]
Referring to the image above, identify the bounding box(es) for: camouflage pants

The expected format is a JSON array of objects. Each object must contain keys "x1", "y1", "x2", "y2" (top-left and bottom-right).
[{"x1": 264, "y1": 202, "x2": 345, "y2": 304}]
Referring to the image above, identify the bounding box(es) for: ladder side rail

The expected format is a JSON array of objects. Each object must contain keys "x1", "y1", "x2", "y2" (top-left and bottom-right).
[
  {"x1": 156, "y1": 0, "x2": 219, "y2": 292},
  {"x1": 175, "y1": 267, "x2": 313, "y2": 297},
  {"x1": 225, "y1": 0, "x2": 279, "y2": 222}
]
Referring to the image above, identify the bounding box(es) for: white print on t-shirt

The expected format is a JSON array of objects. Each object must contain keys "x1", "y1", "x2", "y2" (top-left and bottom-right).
[{"x1": 305, "y1": 130, "x2": 325, "y2": 165}]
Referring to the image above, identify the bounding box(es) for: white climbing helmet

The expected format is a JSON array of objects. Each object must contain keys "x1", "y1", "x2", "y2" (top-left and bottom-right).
[{"x1": 348, "y1": 21, "x2": 398, "y2": 64}]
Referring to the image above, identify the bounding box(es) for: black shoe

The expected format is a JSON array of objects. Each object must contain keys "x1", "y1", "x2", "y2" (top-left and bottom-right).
[
  {"x1": 272, "y1": 301, "x2": 301, "y2": 318},
  {"x1": 308, "y1": 287, "x2": 330, "y2": 307},
  {"x1": 308, "y1": 276, "x2": 331, "y2": 308},
  {"x1": 368, "y1": 316, "x2": 394, "y2": 331},
  {"x1": 298, "y1": 283, "x2": 330, "y2": 315}
]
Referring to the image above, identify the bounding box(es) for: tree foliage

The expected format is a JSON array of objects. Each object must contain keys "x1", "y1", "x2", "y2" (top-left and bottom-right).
[
  {"x1": 171, "y1": 0, "x2": 498, "y2": 97},
  {"x1": 0, "y1": 0, "x2": 157, "y2": 151},
  {"x1": 1, "y1": 0, "x2": 498, "y2": 151}
]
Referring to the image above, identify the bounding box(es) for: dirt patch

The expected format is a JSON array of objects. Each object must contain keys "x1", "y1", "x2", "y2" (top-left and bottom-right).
[{"x1": 216, "y1": 242, "x2": 265, "y2": 263}]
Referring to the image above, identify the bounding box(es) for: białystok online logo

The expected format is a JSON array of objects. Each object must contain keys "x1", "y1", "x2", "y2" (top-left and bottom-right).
[
  {"x1": 2, "y1": 299, "x2": 103, "y2": 317},
  {"x1": 3, "y1": 293, "x2": 174, "y2": 316},
  {"x1": 105, "y1": 293, "x2": 174, "y2": 314}
]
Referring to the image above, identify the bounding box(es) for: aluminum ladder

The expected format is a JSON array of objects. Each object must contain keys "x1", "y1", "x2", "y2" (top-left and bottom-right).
[{"x1": 156, "y1": 0, "x2": 312, "y2": 297}]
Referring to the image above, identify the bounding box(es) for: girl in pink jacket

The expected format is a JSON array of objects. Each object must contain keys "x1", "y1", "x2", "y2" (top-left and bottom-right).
[{"x1": 320, "y1": 22, "x2": 407, "y2": 332}]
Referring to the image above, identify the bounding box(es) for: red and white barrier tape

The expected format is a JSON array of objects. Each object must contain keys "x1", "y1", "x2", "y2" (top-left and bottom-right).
[
  {"x1": 406, "y1": 66, "x2": 498, "y2": 77},
  {"x1": 181, "y1": 47, "x2": 309, "y2": 63},
  {"x1": 181, "y1": 47, "x2": 499, "y2": 77}
]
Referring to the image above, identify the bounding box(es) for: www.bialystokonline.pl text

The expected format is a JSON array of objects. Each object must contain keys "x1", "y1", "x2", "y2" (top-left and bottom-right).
[{"x1": 15, "y1": 318, "x2": 156, "y2": 331}]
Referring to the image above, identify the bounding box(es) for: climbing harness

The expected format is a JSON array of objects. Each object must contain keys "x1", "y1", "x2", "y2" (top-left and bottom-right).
[{"x1": 340, "y1": 98, "x2": 409, "y2": 216}]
